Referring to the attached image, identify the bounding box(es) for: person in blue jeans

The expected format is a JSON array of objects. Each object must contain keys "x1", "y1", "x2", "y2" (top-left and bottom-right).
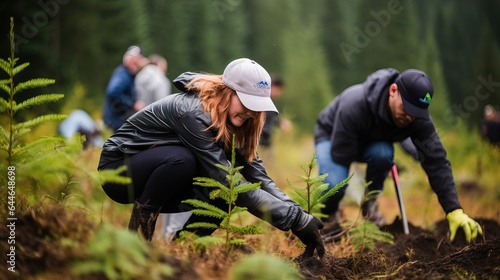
[
  {"x1": 314, "y1": 68, "x2": 482, "y2": 243},
  {"x1": 102, "y1": 45, "x2": 143, "y2": 131}
]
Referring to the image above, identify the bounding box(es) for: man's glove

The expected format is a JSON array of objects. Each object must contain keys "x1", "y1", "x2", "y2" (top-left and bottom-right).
[
  {"x1": 446, "y1": 209, "x2": 483, "y2": 243},
  {"x1": 292, "y1": 213, "x2": 325, "y2": 258}
]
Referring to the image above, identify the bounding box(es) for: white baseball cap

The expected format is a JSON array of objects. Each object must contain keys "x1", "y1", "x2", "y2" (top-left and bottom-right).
[{"x1": 222, "y1": 58, "x2": 278, "y2": 113}]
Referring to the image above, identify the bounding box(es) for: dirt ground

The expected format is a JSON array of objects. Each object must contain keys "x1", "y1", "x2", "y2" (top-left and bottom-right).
[
  {"x1": 1, "y1": 205, "x2": 499, "y2": 279},
  {"x1": 298, "y1": 217, "x2": 500, "y2": 279}
]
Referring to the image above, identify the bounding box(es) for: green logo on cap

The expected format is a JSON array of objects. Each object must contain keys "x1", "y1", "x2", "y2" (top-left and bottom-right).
[{"x1": 419, "y1": 92, "x2": 432, "y2": 105}]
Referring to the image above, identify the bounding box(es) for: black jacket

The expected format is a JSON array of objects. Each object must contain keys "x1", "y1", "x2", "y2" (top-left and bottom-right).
[
  {"x1": 98, "y1": 72, "x2": 303, "y2": 231},
  {"x1": 314, "y1": 68, "x2": 461, "y2": 214}
]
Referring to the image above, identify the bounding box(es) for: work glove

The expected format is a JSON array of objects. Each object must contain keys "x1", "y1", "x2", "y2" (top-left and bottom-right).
[
  {"x1": 446, "y1": 209, "x2": 483, "y2": 243},
  {"x1": 292, "y1": 213, "x2": 325, "y2": 259}
]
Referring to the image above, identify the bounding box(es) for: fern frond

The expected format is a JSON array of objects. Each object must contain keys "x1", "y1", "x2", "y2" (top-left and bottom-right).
[
  {"x1": 0, "y1": 84, "x2": 9, "y2": 96},
  {"x1": 98, "y1": 166, "x2": 131, "y2": 185},
  {"x1": 13, "y1": 114, "x2": 66, "y2": 130},
  {"x1": 14, "y1": 94, "x2": 64, "y2": 112},
  {"x1": 349, "y1": 220, "x2": 394, "y2": 252},
  {"x1": 12, "y1": 62, "x2": 29, "y2": 76},
  {"x1": 0, "y1": 58, "x2": 9, "y2": 74},
  {"x1": 0, "y1": 93, "x2": 9, "y2": 110},
  {"x1": 0, "y1": 125, "x2": 8, "y2": 144},
  {"x1": 11, "y1": 136, "x2": 65, "y2": 164},
  {"x1": 182, "y1": 199, "x2": 227, "y2": 217},
  {"x1": 13, "y1": 78, "x2": 55, "y2": 94},
  {"x1": 11, "y1": 127, "x2": 31, "y2": 139}
]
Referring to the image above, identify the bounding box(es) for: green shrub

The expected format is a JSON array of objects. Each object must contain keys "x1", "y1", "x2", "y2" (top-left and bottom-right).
[{"x1": 229, "y1": 253, "x2": 302, "y2": 280}]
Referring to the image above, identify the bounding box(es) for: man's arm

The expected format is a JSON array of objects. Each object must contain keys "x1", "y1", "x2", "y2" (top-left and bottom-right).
[{"x1": 411, "y1": 123, "x2": 462, "y2": 213}]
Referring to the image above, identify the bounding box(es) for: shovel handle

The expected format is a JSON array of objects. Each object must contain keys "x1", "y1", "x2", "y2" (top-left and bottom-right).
[{"x1": 392, "y1": 164, "x2": 410, "y2": 235}]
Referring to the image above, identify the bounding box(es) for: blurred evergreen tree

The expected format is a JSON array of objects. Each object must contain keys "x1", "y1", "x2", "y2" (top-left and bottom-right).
[
  {"x1": 243, "y1": 0, "x2": 289, "y2": 73},
  {"x1": 1, "y1": 1, "x2": 499, "y2": 131},
  {"x1": 321, "y1": 0, "x2": 359, "y2": 94},
  {"x1": 149, "y1": 0, "x2": 192, "y2": 80},
  {"x1": 351, "y1": 0, "x2": 420, "y2": 74},
  {"x1": 281, "y1": 0, "x2": 333, "y2": 132},
  {"x1": 433, "y1": 2, "x2": 483, "y2": 126},
  {"x1": 474, "y1": 22, "x2": 500, "y2": 125}
]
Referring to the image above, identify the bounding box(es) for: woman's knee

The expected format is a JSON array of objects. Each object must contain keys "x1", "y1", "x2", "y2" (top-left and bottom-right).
[{"x1": 101, "y1": 182, "x2": 136, "y2": 204}]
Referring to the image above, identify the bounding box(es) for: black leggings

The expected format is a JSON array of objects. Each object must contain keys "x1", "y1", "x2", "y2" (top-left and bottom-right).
[{"x1": 100, "y1": 145, "x2": 198, "y2": 211}]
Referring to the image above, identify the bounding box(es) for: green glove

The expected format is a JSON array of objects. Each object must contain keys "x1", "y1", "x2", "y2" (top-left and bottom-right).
[{"x1": 446, "y1": 209, "x2": 483, "y2": 243}]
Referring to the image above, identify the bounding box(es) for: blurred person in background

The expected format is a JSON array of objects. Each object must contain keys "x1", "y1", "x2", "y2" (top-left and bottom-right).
[
  {"x1": 480, "y1": 104, "x2": 500, "y2": 147},
  {"x1": 258, "y1": 75, "x2": 292, "y2": 164},
  {"x1": 102, "y1": 45, "x2": 143, "y2": 132},
  {"x1": 314, "y1": 68, "x2": 482, "y2": 243},
  {"x1": 259, "y1": 74, "x2": 292, "y2": 148},
  {"x1": 98, "y1": 58, "x2": 325, "y2": 258},
  {"x1": 134, "y1": 54, "x2": 172, "y2": 111},
  {"x1": 59, "y1": 109, "x2": 104, "y2": 149}
]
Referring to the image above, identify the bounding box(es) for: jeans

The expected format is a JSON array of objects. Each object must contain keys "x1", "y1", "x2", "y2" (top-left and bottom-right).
[{"x1": 315, "y1": 140, "x2": 394, "y2": 218}]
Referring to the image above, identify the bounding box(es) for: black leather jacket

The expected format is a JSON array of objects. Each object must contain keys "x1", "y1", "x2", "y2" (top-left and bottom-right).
[{"x1": 98, "y1": 72, "x2": 303, "y2": 231}]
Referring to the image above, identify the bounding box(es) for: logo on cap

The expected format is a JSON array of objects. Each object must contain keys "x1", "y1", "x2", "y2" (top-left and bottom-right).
[
  {"x1": 255, "y1": 81, "x2": 270, "y2": 89},
  {"x1": 419, "y1": 92, "x2": 432, "y2": 105}
]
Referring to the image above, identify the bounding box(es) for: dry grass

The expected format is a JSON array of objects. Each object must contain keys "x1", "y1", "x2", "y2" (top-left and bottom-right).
[{"x1": 6, "y1": 128, "x2": 497, "y2": 280}]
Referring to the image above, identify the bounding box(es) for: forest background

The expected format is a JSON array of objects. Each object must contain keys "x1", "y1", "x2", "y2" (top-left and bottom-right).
[
  {"x1": 1, "y1": 2, "x2": 500, "y2": 278},
  {"x1": 1, "y1": 0, "x2": 499, "y2": 133}
]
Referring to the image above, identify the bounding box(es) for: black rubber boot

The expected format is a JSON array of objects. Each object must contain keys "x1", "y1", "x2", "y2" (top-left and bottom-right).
[{"x1": 128, "y1": 200, "x2": 161, "y2": 241}]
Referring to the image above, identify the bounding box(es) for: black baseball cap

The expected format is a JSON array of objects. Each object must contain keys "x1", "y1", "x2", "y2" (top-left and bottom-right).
[{"x1": 395, "y1": 69, "x2": 434, "y2": 119}]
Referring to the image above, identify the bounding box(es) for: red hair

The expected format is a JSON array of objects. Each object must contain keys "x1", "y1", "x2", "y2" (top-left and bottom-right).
[{"x1": 187, "y1": 75, "x2": 265, "y2": 162}]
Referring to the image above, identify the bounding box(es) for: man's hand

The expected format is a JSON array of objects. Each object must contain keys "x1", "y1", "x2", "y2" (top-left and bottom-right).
[
  {"x1": 292, "y1": 215, "x2": 325, "y2": 258},
  {"x1": 446, "y1": 209, "x2": 483, "y2": 243}
]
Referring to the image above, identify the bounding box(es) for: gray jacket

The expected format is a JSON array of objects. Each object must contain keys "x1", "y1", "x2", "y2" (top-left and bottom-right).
[
  {"x1": 314, "y1": 68, "x2": 461, "y2": 214},
  {"x1": 99, "y1": 72, "x2": 302, "y2": 231}
]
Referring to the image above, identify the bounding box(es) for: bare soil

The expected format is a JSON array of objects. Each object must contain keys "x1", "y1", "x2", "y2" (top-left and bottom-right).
[{"x1": 298, "y1": 217, "x2": 500, "y2": 279}]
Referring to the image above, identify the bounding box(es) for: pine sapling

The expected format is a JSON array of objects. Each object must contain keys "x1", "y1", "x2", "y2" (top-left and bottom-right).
[
  {"x1": 181, "y1": 134, "x2": 262, "y2": 252},
  {"x1": 287, "y1": 151, "x2": 353, "y2": 218}
]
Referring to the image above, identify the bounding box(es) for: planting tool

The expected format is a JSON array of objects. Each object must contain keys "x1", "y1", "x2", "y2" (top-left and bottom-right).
[{"x1": 392, "y1": 164, "x2": 409, "y2": 235}]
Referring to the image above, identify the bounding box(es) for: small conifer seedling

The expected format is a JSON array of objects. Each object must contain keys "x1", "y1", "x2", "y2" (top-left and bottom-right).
[
  {"x1": 181, "y1": 134, "x2": 263, "y2": 252},
  {"x1": 287, "y1": 151, "x2": 353, "y2": 218}
]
